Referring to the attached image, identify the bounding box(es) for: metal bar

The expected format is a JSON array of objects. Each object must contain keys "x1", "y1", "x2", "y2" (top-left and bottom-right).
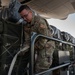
[
  {"x1": 30, "y1": 32, "x2": 75, "y2": 75},
  {"x1": 35, "y1": 63, "x2": 70, "y2": 75},
  {"x1": 30, "y1": 32, "x2": 38, "y2": 75},
  {"x1": 37, "y1": 34, "x2": 75, "y2": 46}
]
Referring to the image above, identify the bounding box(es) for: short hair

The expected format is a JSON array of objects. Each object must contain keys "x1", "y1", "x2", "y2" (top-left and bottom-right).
[{"x1": 18, "y1": 5, "x2": 31, "y2": 13}]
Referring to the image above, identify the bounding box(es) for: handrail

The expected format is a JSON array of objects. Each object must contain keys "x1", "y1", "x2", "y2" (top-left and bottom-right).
[
  {"x1": 35, "y1": 63, "x2": 70, "y2": 75},
  {"x1": 30, "y1": 32, "x2": 75, "y2": 75}
]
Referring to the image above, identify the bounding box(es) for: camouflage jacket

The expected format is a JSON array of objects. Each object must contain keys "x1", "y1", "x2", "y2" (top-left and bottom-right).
[{"x1": 24, "y1": 13, "x2": 53, "y2": 49}]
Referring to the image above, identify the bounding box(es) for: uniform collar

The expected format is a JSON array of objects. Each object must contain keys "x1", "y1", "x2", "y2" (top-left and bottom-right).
[{"x1": 30, "y1": 11, "x2": 35, "y2": 25}]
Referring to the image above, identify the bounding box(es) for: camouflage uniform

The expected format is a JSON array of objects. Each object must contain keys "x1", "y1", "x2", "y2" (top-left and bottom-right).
[{"x1": 24, "y1": 12, "x2": 55, "y2": 73}]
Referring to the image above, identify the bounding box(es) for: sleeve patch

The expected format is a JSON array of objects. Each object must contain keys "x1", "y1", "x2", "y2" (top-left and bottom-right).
[{"x1": 40, "y1": 24, "x2": 46, "y2": 29}]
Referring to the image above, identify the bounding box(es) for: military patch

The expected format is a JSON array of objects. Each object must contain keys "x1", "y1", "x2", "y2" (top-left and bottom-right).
[{"x1": 40, "y1": 24, "x2": 46, "y2": 29}]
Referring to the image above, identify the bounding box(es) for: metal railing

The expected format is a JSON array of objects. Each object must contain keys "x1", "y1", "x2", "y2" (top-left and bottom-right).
[{"x1": 30, "y1": 32, "x2": 75, "y2": 75}]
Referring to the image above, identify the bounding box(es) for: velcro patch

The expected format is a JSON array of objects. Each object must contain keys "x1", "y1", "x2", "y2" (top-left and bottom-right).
[{"x1": 40, "y1": 24, "x2": 46, "y2": 29}]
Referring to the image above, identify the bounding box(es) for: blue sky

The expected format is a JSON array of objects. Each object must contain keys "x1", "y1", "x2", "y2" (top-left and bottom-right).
[{"x1": 47, "y1": 13, "x2": 75, "y2": 37}]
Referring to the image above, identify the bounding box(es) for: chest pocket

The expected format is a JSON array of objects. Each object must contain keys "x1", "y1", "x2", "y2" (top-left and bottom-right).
[{"x1": 31, "y1": 21, "x2": 39, "y2": 33}]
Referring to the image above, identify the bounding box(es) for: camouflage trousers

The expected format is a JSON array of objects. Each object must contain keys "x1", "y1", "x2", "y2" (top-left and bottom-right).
[{"x1": 35, "y1": 41, "x2": 55, "y2": 73}]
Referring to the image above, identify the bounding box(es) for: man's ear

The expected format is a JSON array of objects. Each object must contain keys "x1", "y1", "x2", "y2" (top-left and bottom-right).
[{"x1": 30, "y1": 11, "x2": 32, "y2": 14}]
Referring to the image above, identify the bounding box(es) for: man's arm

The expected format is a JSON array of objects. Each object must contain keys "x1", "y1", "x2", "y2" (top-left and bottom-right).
[{"x1": 35, "y1": 18, "x2": 48, "y2": 50}]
